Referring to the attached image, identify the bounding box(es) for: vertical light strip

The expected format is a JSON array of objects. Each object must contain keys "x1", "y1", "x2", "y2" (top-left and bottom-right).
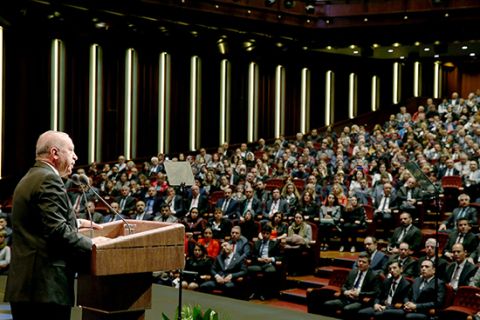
[
  {"x1": 348, "y1": 73, "x2": 357, "y2": 119},
  {"x1": 189, "y1": 56, "x2": 201, "y2": 151},
  {"x1": 300, "y1": 67, "x2": 310, "y2": 133},
  {"x1": 158, "y1": 52, "x2": 171, "y2": 154},
  {"x1": 433, "y1": 61, "x2": 442, "y2": 99},
  {"x1": 413, "y1": 61, "x2": 421, "y2": 97},
  {"x1": 371, "y1": 75, "x2": 379, "y2": 111},
  {"x1": 274, "y1": 65, "x2": 285, "y2": 138},
  {"x1": 50, "y1": 39, "x2": 62, "y2": 130},
  {"x1": 124, "y1": 48, "x2": 137, "y2": 160},
  {"x1": 325, "y1": 71, "x2": 334, "y2": 126},
  {"x1": 0, "y1": 27, "x2": 3, "y2": 177},
  {"x1": 88, "y1": 44, "x2": 103, "y2": 164},
  {"x1": 219, "y1": 59, "x2": 230, "y2": 144},
  {"x1": 393, "y1": 62, "x2": 401, "y2": 104},
  {"x1": 247, "y1": 62, "x2": 258, "y2": 142}
]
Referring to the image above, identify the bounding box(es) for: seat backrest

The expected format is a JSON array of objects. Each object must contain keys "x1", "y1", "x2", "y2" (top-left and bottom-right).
[
  {"x1": 443, "y1": 283, "x2": 456, "y2": 308},
  {"x1": 328, "y1": 267, "x2": 351, "y2": 287},
  {"x1": 208, "y1": 190, "x2": 225, "y2": 206},
  {"x1": 363, "y1": 204, "x2": 374, "y2": 221},
  {"x1": 452, "y1": 286, "x2": 480, "y2": 309},
  {"x1": 441, "y1": 176, "x2": 463, "y2": 188}
]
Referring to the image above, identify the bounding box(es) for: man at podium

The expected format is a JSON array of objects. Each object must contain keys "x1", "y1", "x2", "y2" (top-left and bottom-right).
[{"x1": 5, "y1": 131, "x2": 107, "y2": 320}]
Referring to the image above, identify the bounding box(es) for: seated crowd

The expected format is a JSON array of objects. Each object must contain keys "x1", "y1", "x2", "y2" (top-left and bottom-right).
[{"x1": 3, "y1": 91, "x2": 480, "y2": 316}]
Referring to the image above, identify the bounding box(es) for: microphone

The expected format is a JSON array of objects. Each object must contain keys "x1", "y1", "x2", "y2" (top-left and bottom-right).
[
  {"x1": 71, "y1": 173, "x2": 80, "y2": 185},
  {"x1": 77, "y1": 174, "x2": 133, "y2": 235}
]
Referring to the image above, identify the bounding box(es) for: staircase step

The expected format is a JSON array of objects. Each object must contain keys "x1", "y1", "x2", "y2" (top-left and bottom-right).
[
  {"x1": 286, "y1": 275, "x2": 328, "y2": 288},
  {"x1": 279, "y1": 288, "x2": 308, "y2": 304}
]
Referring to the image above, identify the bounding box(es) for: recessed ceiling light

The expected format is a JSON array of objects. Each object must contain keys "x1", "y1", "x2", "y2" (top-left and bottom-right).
[
  {"x1": 372, "y1": 43, "x2": 380, "y2": 49},
  {"x1": 364, "y1": 18, "x2": 368, "y2": 22},
  {"x1": 349, "y1": 45, "x2": 357, "y2": 49},
  {"x1": 388, "y1": 49, "x2": 394, "y2": 53},
  {"x1": 414, "y1": 41, "x2": 421, "y2": 46},
  {"x1": 400, "y1": 56, "x2": 405, "y2": 59},
  {"x1": 462, "y1": 46, "x2": 468, "y2": 50},
  {"x1": 445, "y1": 13, "x2": 449, "y2": 17},
  {"x1": 215, "y1": 4, "x2": 219, "y2": 9},
  {"x1": 434, "y1": 41, "x2": 441, "y2": 45},
  {"x1": 434, "y1": 54, "x2": 440, "y2": 58},
  {"x1": 353, "y1": 50, "x2": 359, "y2": 54},
  {"x1": 424, "y1": 47, "x2": 431, "y2": 51},
  {"x1": 404, "y1": 15, "x2": 408, "y2": 20},
  {"x1": 326, "y1": 46, "x2": 333, "y2": 50},
  {"x1": 393, "y1": 43, "x2": 401, "y2": 47},
  {"x1": 470, "y1": 53, "x2": 476, "y2": 57}
]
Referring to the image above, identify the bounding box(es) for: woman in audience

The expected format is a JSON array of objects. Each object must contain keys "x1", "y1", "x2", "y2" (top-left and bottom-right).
[
  {"x1": 182, "y1": 207, "x2": 205, "y2": 236},
  {"x1": 270, "y1": 211, "x2": 288, "y2": 240},
  {"x1": 239, "y1": 210, "x2": 259, "y2": 242},
  {"x1": 318, "y1": 194, "x2": 341, "y2": 251},
  {"x1": 182, "y1": 244, "x2": 213, "y2": 290},
  {"x1": 197, "y1": 227, "x2": 220, "y2": 259},
  {"x1": 206, "y1": 207, "x2": 232, "y2": 240},
  {"x1": 339, "y1": 196, "x2": 366, "y2": 253},
  {"x1": 284, "y1": 212, "x2": 313, "y2": 275},
  {"x1": 281, "y1": 182, "x2": 301, "y2": 215},
  {"x1": 297, "y1": 191, "x2": 319, "y2": 219}
]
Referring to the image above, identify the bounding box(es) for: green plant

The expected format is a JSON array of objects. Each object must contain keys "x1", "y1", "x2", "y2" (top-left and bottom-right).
[{"x1": 162, "y1": 304, "x2": 219, "y2": 320}]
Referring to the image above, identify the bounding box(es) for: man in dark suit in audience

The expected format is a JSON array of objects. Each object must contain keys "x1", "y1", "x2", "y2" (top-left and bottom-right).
[
  {"x1": 130, "y1": 200, "x2": 155, "y2": 221},
  {"x1": 382, "y1": 259, "x2": 445, "y2": 319},
  {"x1": 443, "y1": 243, "x2": 477, "y2": 291},
  {"x1": 388, "y1": 212, "x2": 422, "y2": 254},
  {"x1": 373, "y1": 182, "x2": 398, "y2": 240},
  {"x1": 247, "y1": 224, "x2": 282, "y2": 301},
  {"x1": 162, "y1": 187, "x2": 185, "y2": 218},
  {"x1": 228, "y1": 226, "x2": 251, "y2": 261},
  {"x1": 386, "y1": 242, "x2": 418, "y2": 278},
  {"x1": 416, "y1": 238, "x2": 448, "y2": 279},
  {"x1": 437, "y1": 157, "x2": 460, "y2": 180},
  {"x1": 239, "y1": 186, "x2": 263, "y2": 218},
  {"x1": 358, "y1": 260, "x2": 411, "y2": 319},
  {"x1": 443, "y1": 218, "x2": 479, "y2": 261},
  {"x1": 356, "y1": 236, "x2": 389, "y2": 274},
  {"x1": 439, "y1": 193, "x2": 478, "y2": 232},
  {"x1": 184, "y1": 185, "x2": 208, "y2": 215},
  {"x1": 323, "y1": 252, "x2": 382, "y2": 318},
  {"x1": 142, "y1": 186, "x2": 163, "y2": 216},
  {"x1": 115, "y1": 186, "x2": 136, "y2": 217},
  {"x1": 263, "y1": 188, "x2": 289, "y2": 220},
  {"x1": 199, "y1": 241, "x2": 247, "y2": 298},
  {"x1": 215, "y1": 187, "x2": 239, "y2": 220},
  {"x1": 396, "y1": 177, "x2": 423, "y2": 218}
]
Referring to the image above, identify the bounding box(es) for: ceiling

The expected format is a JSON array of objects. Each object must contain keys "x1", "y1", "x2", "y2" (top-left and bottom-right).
[{"x1": 1, "y1": 0, "x2": 479, "y2": 60}]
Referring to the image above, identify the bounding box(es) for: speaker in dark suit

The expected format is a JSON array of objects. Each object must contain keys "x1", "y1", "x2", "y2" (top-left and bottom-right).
[{"x1": 443, "y1": 218, "x2": 479, "y2": 261}]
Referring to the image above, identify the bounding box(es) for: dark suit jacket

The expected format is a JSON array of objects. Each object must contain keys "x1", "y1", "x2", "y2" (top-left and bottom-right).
[
  {"x1": 374, "y1": 276, "x2": 411, "y2": 306},
  {"x1": 229, "y1": 236, "x2": 251, "y2": 261},
  {"x1": 443, "y1": 231, "x2": 479, "y2": 256},
  {"x1": 437, "y1": 167, "x2": 460, "y2": 179},
  {"x1": 264, "y1": 199, "x2": 290, "y2": 218},
  {"x1": 373, "y1": 193, "x2": 398, "y2": 211},
  {"x1": 163, "y1": 195, "x2": 185, "y2": 217},
  {"x1": 239, "y1": 197, "x2": 263, "y2": 217},
  {"x1": 342, "y1": 268, "x2": 381, "y2": 299},
  {"x1": 406, "y1": 277, "x2": 445, "y2": 312},
  {"x1": 5, "y1": 161, "x2": 92, "y2": 306},
  {"x1": 250, "y1": 239, "x2": 282, "y2": 265},
  {"x1": 416, "y1": 256, "x2": 448, "y2": 279},
  {"x1": 142, "y1": 195, "x2": 163, "y2": 215},
  {"x1": 115, "y1": 195, "x2": 137, "y2": 216},
  {"x1": 442, "y1": 206, "x2": 478, "y2": 229},
  {"x1": 396, "y1": 186, "x2": 423, "y2": 202},
  {"x1": 216, "y1": 198, "x2": 239, "y2": 219},
  {"x1": 370, "y1": 250, "x2": 389, "y2": 273},
  {"x1": 211, "y1": 252, "x2": 247, "y2": 279},
  {"x1": 444, "y1": 260, "x2": 478, "y2": 288},
  {"x1": 387, "y1": 255, "x2": 418, "y2": 278},
  {"x1": 185, "y1": 194, "x2": 208, "y2": 214},
  {"x1": 389, "y1": 224, "x2": 423, "y2": 252}
]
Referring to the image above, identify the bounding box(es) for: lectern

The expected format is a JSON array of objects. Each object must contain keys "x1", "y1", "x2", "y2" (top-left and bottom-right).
[{"x1": 77, "y1": 220, "x2": 185, "y2": 320}]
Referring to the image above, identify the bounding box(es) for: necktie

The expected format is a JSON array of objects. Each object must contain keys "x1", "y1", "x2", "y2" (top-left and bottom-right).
[
  {"x1": 456, "y1": 233, "x2": 465, "y2": 244},
  {"x1": 120, "y1": 198, "x2": 126, "y2": 210},
  {"x1": 451, "y1": 264, "x2": 461, "y2": 289},
  {"x1": 458, "y1": 208, "x2": 466, "y2": 219},
  {"x1": 419, "y1": 279, "x2": 427, "y2": 291},
  {"x1": 222, "y1": 199, "x2": 229, "y2": 212},
  {"x1": 398, "y1": 227, "x2": 407, "y2": 242},
  {"x1": 386, "y1": 280, "x2": 397, "y2": 305},
  {"x1": 353, "y1": 271, "x2": 364, "y2": 289}
]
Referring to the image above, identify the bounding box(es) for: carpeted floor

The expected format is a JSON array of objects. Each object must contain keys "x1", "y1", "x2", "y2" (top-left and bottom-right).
[{"x1": 0, "y1": 276, "x2": 337, "y2": 320}]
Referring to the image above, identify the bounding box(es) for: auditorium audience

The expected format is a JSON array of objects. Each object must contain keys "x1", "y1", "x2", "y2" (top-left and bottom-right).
[{"x1": 5, "y1": 91, "x2": 478, "y2": 312}]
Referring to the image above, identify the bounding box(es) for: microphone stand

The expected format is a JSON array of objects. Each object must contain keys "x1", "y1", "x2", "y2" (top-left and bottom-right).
[
  {"x1": 79, "y1": 180, "x2": 132, "y2": 235},
  {"x1": 79, "y1": 185, "x2": 94, "y2": 238}
]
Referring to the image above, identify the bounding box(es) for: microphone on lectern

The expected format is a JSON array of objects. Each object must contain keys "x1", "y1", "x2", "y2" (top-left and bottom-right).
[{"x1": 76, "y1": 173, "x2": 132, "y2": 235}]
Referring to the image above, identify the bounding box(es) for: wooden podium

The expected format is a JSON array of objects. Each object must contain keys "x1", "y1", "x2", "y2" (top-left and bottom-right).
[{"x1": 77, "y1": 220, "x2": 185, "y2": 320}]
